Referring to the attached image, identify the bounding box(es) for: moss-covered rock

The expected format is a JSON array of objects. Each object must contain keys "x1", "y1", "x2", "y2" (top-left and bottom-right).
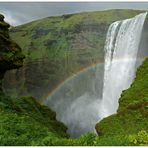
[
  {"x1": 0, "y1": 14, "x2": 24, "y2": 72},
  {"x1": 0, "y1": 14, "x2": 25, "y2": 92}
]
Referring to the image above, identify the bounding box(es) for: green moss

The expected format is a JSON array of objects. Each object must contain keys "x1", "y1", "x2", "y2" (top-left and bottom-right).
[
  {"x1": 118, "y1": 58, "x2": 148, "y2": 112},
  {"x1": 128, "y1": 130, "x2": 148, "y2": 146}
]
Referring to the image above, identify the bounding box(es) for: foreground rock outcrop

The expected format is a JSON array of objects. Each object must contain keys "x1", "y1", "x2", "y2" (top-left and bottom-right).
[
  {"x1": 0, "y1": 14, "x2": 24, "y2": 92},
  {"x1": 0, "y1": 14, "x2": 69, "y2": 146}
]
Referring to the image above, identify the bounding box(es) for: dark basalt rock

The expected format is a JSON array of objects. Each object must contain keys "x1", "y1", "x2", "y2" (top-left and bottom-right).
[
  {"x1": 0, "y1": 14, "x2": 4, "y2": 21},
  {"x1": 0, "y1": 14, "x2": 24, "y2": 92}
]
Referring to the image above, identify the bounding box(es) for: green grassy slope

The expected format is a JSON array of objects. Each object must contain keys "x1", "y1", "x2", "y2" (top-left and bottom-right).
[
  {"x1": 0, "y1": 94, "x2": 69, "y2": 145},
  {"x1": 3, "y1": 9, "x2": 147, "y2": 101}
]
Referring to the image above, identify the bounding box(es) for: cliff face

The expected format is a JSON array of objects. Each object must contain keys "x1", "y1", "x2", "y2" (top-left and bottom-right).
[
  {"x1": 0, "y1": 14, "x2": 69, "y2": 145},
  {"x1": 0, "y1": 14, "x2": 24, "y2": 92},
  {"x1": 3, "y1": 9, "x2": 146, "y2": 101}
]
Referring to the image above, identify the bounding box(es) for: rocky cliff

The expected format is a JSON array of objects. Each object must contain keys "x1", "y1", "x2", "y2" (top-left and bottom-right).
[
  {"x1": 3, "y1": 9, "x2": 146, "y2": 102},
  {"x1": 0, "y1": 14, "x2": 69, "y2": 146}
]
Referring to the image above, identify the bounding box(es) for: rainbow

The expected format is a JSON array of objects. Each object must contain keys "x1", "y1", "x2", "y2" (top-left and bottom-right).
[{"x1": 40, "y1": 60, "x2": 104, "y2": 104}]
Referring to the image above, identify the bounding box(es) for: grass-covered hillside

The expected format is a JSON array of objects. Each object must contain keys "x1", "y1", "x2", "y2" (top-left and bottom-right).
[
  {"x1": 3, "y1": 9, "x2": 147, "y2": 101},
  {"x1": 0, "y1": 94, "x2": 69, "y2": 146}
]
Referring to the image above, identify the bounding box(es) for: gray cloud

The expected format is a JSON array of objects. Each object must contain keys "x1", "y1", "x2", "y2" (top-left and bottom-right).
[{"x1": 0, "y1": 2, "x2": 148, "y2": 26}]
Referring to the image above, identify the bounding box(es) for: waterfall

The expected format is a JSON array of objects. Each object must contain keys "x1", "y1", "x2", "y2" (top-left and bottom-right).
[
  {"x1": 99, "y1": 12, "x2": 147, "y2": 119},
  {"x1": 44, "y1": 12, "x2": 147, "y2": 138}
]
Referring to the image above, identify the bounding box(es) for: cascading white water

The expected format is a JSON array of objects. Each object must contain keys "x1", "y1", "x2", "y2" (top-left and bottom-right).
[{"x1": 99, "y1": 12, "x2": 147, "y2": 119}]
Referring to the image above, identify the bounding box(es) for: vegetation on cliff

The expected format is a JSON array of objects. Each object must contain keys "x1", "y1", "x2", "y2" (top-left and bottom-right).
[{"x1": 3, "y1": 9, "x2": 147, "y2": 101}]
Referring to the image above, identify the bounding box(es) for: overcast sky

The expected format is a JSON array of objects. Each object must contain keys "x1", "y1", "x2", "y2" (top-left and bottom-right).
[{"x1": 0, "y1": 2, "x2": 148, "y2": 26}]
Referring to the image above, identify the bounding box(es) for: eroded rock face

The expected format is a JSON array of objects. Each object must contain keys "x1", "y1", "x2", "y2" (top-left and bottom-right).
[{"x1": 0, "y1": 14, "x2": 24, "y2": 92}]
